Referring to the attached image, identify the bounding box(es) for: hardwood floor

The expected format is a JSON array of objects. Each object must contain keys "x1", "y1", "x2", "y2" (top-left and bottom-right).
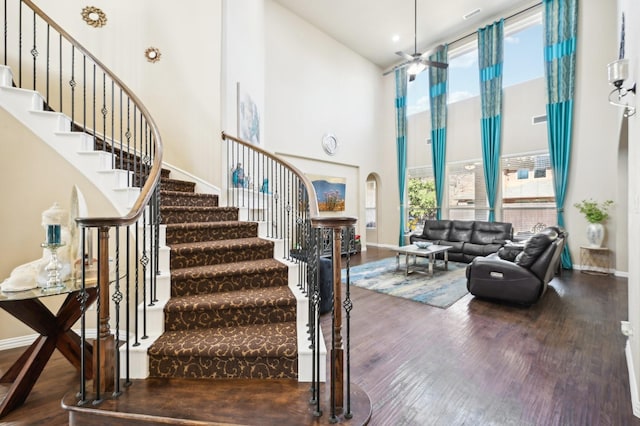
[{"x1": 1, "y1": 246, "x2": 638, "y2": 425}]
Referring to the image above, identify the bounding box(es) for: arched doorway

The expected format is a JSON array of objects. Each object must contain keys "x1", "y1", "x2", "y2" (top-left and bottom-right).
[{"x1": 365, "y1": 173, "x2": 380, "y2": 245}]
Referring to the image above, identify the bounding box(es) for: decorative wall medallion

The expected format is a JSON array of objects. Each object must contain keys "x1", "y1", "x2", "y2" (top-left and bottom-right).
[
  {"x1": 144, "y1": 47, "x2": 161, "y2": 63},
  {"x1": 322, "y1": 133, "x2": 338, "y2": 155},
  {"x1": 81, "y1": 6, "x2": 107, "y2": 28}
]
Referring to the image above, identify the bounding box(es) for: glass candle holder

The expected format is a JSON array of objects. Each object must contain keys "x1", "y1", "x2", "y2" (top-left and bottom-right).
[
  {"x1": 46, "y1": 224, "x2": 61, "y2": 245},
  {"x1": 41, "y1": 242, "x2": 65, "y2": 289}
]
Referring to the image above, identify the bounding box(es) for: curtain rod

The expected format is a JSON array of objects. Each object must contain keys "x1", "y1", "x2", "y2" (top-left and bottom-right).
[{"x1": 448, "y1": 1, "x2": 542, "y2": 47}]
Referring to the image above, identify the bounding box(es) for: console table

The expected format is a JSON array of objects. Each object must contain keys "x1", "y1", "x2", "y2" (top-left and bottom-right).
[
  {"x1": 579, "y1": 246, "x2": 611, "y2": 275},
  {"x1": 0, "y1": 280, "x2": 98, "y2": 417}
]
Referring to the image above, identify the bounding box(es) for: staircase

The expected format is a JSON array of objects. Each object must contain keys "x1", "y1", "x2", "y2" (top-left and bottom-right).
[
  {"x1": 0, "y1": 59, "x2": 315, "y2": 382},
  {"x1": 0, "y1": 2, "x2": 365, "y2": 422},
  {"x1": 146, "y1": 179, "x2": 300, "y2": 380}
]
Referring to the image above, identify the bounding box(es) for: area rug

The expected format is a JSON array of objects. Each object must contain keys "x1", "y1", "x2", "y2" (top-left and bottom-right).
[{"x1": 342, "y1": 257, "x2": 469, "y2": 309}]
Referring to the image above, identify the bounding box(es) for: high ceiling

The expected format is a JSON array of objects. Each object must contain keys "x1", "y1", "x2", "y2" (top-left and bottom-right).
[{"x1": 273, "y1": 0, "x2": 540, "y2": 70}]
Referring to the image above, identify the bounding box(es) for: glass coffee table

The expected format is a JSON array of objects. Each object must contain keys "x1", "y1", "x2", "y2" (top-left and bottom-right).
[{"x1": 393, "y1": 244, "x2": 452, "y2": 277}]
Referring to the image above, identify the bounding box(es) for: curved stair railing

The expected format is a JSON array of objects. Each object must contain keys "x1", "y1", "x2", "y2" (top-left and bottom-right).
[
  {"x1": 222, "y1": 132, "x2": 359, "y2": 421},
  {"x1": 1, "y1": 0, "x2": 163, "y2": 405}
]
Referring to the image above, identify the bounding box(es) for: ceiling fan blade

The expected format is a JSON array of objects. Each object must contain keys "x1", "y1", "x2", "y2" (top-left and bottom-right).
[
  {"x1": 421, "y1": 59, "x2": 449, "y2": 69},
  {"x1": 395, "y1": 51, "x2": 415, "y2": 62}
]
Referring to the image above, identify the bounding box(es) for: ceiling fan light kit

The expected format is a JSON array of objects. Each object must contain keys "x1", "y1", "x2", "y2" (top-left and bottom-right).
[{"x1": 384, "y1": 0, "x2": 448, "y2": 78}]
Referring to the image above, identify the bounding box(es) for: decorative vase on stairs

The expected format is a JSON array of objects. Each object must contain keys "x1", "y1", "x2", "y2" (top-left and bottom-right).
[{"x1": 586, "y1": 223, "x2": 605, "y2": 248}]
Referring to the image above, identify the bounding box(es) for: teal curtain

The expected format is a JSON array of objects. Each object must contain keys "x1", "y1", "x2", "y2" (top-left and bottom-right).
[
  {"x1": 395, "y1": 68, "x2": 408, "y2": 246},
  {"x1": 428, "y1": 45, "x2": 448, "y2": 220},
  {"x1": 478, "y1": 20, "x2": 504, "y2": 222},
  {"x1": 544, "y1": 0, "x2": 577, "y2": 269}
]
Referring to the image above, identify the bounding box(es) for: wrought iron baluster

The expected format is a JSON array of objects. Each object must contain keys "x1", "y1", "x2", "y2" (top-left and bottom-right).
[
  {"x1": 125, "y1": 223, "x2": 132, "y2": 385},
  {"x1": 112, "y1": 227, "x2": 122, "y2": 397},
  {"x1": 17, "y1": 0, "x2": 21, "y2": 86},
  {"x1": 30, "y1": 10, "x2": 35, "y2": 90},
  {"x1": 45, "y1": 24, "x2": 49, "y2": 104},
  {"x1": 344, "y1": 226, "x2": 354, "y2": 419}
]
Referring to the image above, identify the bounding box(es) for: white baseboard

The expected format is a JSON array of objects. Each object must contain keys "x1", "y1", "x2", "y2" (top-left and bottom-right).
[
  {"x1": 573, "y1": 263, "x2": 628, "y2": 277},
  {"x1": 0, "y1": 328, "x2": 131, "y2": 351},
  {"x1": 625, "y1": 338, "x2": 640, "y2": 418}
]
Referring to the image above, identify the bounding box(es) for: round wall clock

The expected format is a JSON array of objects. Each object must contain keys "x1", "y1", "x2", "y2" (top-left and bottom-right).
[{"x1": 322, "y1": 133, "x2": 338, "y2": 155}]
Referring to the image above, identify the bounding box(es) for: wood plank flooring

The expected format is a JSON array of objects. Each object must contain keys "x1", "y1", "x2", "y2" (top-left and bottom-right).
[{"x1": 1, "y1": 246, "x2": 639, "y2": 425}]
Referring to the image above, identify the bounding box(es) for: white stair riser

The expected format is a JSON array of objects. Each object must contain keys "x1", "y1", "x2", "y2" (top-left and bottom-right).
[
  {"x1": 144, "y1": 271, "x2": 171, "y2": 301},
  {"x1": 113, "y1": 187, "x2": 141, "y2": 209},
  {"x1": 97, "y1": 169, "x2": 133, "y2": 189},
  {"x1": 77, "y1": 151, "x2": 113, "y2": 170},
  {"x1": 55, "y1": 131, "x2": 95, "y2": 152},
  {"x1": 0, "y1": 65, "x2": 13, "y2": 87},
  {"x1": 0, "y1": 87, "x2": 43, "y2": 111},
  {"x1": 29, "y1": 110, "x2": 70, "y2": 132}
]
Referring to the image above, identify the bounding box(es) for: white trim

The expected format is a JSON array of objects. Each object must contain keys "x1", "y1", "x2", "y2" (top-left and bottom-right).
[
  {"x1": 161, "y1": 162, "x2": 221, "y2": 195},
  {"x1": 625, "y1": 339, "x2": 640, "y2": 418},
  {"x1": 573, "y1": 263, "x2": 618, "y2": 276}
]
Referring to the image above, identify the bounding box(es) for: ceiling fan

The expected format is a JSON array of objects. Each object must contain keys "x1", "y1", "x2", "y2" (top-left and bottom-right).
[{"x1": 384, "y1": 0, "x2": 448, "y2": 81}]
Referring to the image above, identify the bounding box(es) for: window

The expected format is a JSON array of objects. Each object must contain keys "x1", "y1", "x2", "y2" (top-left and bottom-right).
[
  {"x1": 503, "y1": 16, "x2": 544, "y2": 88},
  {"x1": 447, "y1": 161, "x2": 487, "y2": 220},
  {"x1": 502, "y1": 153, "x2": 556, "y2": 238},
  {"x1": 406, "y1": 71, "x2": 429, "y2": 116},
  {"x1": 448, "y1": 48, "x2": 479, "y2": 104},
  {"x1": 365, "y1": 178, "x2": 377, "y2": 229},
  {"x1": 407, "y1": 167, "x2": 436, "y2": 232}
]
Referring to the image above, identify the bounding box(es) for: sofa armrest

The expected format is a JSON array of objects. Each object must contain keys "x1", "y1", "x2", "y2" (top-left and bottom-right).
[
  {"x1": 466, "y1": 256, "x2": 544, "y2": 304},
  {"x1": 466, "y1": 256, "x2": 538, "y2": 282}
]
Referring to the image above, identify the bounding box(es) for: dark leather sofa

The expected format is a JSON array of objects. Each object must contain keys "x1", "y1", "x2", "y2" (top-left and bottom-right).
[
  {"x1": 409, "y1": 220, "x2": 513, "y2": 263},
  {"x1": 465, "y1": 226, "x2": 566, "y2": 305}
]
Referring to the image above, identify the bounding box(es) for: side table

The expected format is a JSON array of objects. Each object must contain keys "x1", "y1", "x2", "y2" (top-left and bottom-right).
[
  {"x1": 579, "y1": 246, "x2": 611, "y2": 275},
  {"x1": 0, "y1": 280, "x2": 98, "y2": 417}
]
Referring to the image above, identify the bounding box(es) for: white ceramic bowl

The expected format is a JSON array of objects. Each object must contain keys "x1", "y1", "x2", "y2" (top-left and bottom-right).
[{"x1": 414, "y1": 241, "x2": 432, "y2": 249}]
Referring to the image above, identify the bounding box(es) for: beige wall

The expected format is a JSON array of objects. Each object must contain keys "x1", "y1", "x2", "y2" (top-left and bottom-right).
[
  {"x1": 264, "y1": 1, "x2": 392, "y2": 245},
  {"x1": 32, "y1": 0, "x2": 223, "y2": 186},
  {"x1": 0, "y1": 109, "x2": 117, "y2": 340}
]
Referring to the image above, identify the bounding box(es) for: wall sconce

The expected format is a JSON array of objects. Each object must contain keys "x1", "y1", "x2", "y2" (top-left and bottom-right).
[{"x1": 608, "y1": 58, "x2": 636, "y2": 117}]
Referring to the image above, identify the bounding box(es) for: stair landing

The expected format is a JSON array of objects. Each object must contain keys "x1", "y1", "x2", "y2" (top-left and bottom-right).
[{"x1": 62, "y1": 379, "x2": 372, "y2": 425}]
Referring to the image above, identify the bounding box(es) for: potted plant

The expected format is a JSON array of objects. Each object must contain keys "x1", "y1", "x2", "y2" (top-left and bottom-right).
[{"x1": 574, "y1": 199, "x2": 613, "y2": 247}]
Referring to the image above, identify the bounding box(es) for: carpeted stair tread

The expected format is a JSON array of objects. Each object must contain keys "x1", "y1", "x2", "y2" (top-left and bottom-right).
[
  {"x1": 171, "y1": 259, "x2": 289, "y2": 296},
  {"x1": 160, "y1": 206, "x2": 239, "y2": 224},
  {"x1": 163, "y1": 285, "x2": 297, "y2": 330},
  {"x1": 161, "y1": 190, "x2": 219, "y2": 207},
  {"x1": 170, "y1": 237, "x2": 274, "y2": 269},
  {"x1": 165, "y1": 285, "x2": 296, "y2": 314},
  {"x1": 161, "y1": 177, "x2": 196, "y2": 193},
  {"x1": 148, "y1": 322, "x2": 298, "y2": 359},
  {"x1": 165, "y1": 221, "x2": 258, "y2": 244}
]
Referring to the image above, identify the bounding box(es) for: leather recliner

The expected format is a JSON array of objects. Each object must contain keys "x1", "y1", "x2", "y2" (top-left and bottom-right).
[{"x1": 465, "y1": 227, "x2": 566, "y2": 305}]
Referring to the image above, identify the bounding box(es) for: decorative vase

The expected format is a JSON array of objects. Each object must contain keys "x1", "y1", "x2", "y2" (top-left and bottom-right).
[{"x1": 586, "y1": 223, "x2": 605, "y2": 248}]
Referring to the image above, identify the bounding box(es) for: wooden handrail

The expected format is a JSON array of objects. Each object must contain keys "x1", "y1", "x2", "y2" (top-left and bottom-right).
[
  {"x1": 22, "y1": 0, "x2": 163, "y2": 228},
  {"x1": 222, "y1": 131, "x2": 319, "y2": 218}
]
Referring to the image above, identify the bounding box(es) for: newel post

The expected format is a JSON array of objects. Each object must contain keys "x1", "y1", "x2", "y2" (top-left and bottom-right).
[
  {"x1": 310, "y1": 216, "x2": 357, "y2": 419},
  {"x1": 94, "y1": 226, "x2": 114, "y2": 394}
]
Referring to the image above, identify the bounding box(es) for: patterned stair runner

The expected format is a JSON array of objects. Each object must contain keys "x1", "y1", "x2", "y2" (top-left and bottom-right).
[{"x1": 147, "y1": 178, "x2": 298, "y2": 380}]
